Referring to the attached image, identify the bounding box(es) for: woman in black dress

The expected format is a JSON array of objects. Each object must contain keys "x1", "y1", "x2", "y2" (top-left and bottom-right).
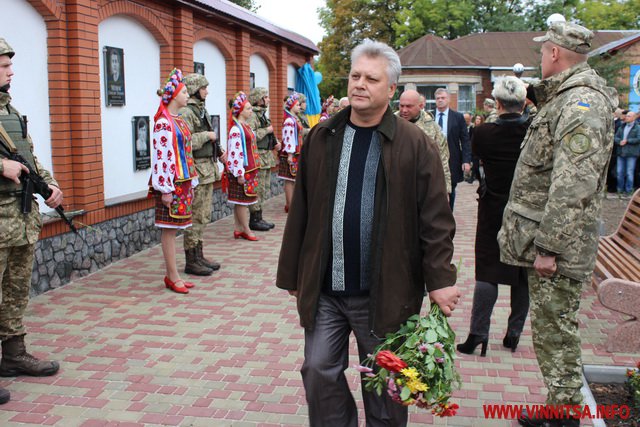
[{"x1": 457, "y1": 76, "x2": 531, "y2": 356}]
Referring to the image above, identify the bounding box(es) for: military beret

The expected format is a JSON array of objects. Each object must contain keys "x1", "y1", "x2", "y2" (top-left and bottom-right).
[{"x1": 533, "y1": 22, "x2": 593, "y2": 54}]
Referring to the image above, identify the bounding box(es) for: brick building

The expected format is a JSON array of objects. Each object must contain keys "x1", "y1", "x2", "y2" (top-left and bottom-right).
[
  {"x1": 4, "y1": 0, "x2": 317, "y2": 293},
  {"x1": 398, "y1": 30, "x2": 639, "y2": 113}
]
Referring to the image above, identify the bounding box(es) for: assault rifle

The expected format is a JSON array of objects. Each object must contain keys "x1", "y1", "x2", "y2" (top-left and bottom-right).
[{"x1": 0, "y1": 147, "x2": 78, "y2": 235}]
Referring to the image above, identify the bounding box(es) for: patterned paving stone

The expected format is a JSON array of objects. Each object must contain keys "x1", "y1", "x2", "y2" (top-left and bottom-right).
[{"x1": 0, "y1": 183, "x2": 635, "y2": 426}]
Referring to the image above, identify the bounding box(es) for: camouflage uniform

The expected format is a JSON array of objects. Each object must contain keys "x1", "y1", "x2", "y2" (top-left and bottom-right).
[
  {"x1": 484, "y1": 108, "x2": 498, "y2": 124},
  {"x1": 498, "y1": 23, "x2": 617, "y2": 407},
  {"x1": 247, "y1": 88, "x2": 277, "y2": 230},
  {"x1": 297, "y1": 93, "x2": 311, "y2": 138},
  {"x1": 0, "y1": 39, "x2": 60, "y2": 391},
  {"x1": 395, "y1": 109, "x2": 452, "y2": 193},
  {"x1": 179, "y1": 73, "x2": 222, "y2": 275},
  {"x1": 0, "y1": 93, "x2": 56, "y2": 340}
]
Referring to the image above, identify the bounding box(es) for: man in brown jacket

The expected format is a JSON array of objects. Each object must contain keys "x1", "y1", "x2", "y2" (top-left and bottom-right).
[{"x1": 276, "y1": 40, "x2": 461, "y2": 427}]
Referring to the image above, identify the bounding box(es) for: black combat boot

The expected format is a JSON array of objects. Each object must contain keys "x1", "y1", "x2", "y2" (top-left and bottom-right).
[
  {"x1": 258, "y1": 211, "x2": 275, "y2": 229},
  {"x1": 184, "y1": 248, "x2": 213, "y2": 276},
  {"x1": 249, "y1": 211, "x2": 270, "y2": 231},
  {"x1": 196, "y1": 241, "x2": 220, "y2": 271},
  {"x1": 0, "y1": 386, "x2": 9, "y2": 404},
  {"x1": 0, "y1": 335, "x2": 59, "y2": 377}
]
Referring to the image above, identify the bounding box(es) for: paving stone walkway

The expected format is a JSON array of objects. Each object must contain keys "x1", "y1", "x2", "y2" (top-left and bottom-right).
[{"x1": 0, "y1": 183, "x2": 635, "y2": 426}]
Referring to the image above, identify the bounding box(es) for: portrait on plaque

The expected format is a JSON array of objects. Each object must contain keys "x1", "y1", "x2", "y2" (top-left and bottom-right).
[
  {"x1": 103, "y1": 46, "x2": 126, "y2": 106},
  {"x1": 194, "y1": 61, "x2": 205, "y2": 75},
  {"x1": 132, "y1": 116, "x2": 150, "y2": 171}
]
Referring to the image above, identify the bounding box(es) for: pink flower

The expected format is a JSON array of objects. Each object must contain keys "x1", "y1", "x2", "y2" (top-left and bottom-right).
[
  {"x1": 418, "y1": 343, "x2": 428, "y2": 353},
  {"x1": 354, "y1": 365, "x2": 373, "y2": 373}
]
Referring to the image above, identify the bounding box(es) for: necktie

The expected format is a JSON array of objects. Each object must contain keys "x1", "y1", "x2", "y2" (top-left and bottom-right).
[{"x1": 438, "y1": 112, "x2": 444, "y2": 129}]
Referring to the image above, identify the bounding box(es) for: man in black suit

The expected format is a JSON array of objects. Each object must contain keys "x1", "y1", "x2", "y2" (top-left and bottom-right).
[{"x1": 434, "y1": 88, "x2": 471, "y2": 209}]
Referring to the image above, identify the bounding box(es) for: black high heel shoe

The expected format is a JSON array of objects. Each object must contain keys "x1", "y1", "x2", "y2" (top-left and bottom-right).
[
  {"x1": 503, "y1": 334, "x2": 520, "y2": 353},
  {"x1": 456, "y1": 334, "x2": 488, "y2": 357}
]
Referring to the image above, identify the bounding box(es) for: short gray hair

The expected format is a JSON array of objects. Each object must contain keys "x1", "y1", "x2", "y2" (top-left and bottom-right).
[
  {"x1": 491, "y1": 76, "x2": 526, "y2": 113},
  {"x1": 434, "y1": 88, "x2": 449, "y2": 97},
  {"x1": 351, "y1": 39, "x2": 401, "y2": 85}
]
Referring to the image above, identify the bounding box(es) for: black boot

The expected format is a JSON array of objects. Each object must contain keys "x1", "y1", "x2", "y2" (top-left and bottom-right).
[
  {"x1": 503, "y1": 333, "x2": 520, "y2": 352},
  {"x1": 196, "y1": 241, "x2": 220, "y2": 271},
  {"x1": 0, "y1": 386, "x2": 9, "y2": 404},
  {"x1": 184, "y1": 248, "x2": 213, "y2": 276},
  {"x1": 0, "y1": 335, "x2": 59, "y2": 377},
  {"x1": 456, "y1": 334, "x2": 488, "y2": 357},
  {"x1": 249, "y1": 211, "x2": 270, "y2": 231},
  {"x1": 258, "y1": 211, "x2": 275, "y2": 229}
]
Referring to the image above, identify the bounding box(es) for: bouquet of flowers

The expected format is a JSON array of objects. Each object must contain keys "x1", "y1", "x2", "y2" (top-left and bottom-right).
[{"x1": 356, "y1": 304, "x2": 461, "y2": 417}]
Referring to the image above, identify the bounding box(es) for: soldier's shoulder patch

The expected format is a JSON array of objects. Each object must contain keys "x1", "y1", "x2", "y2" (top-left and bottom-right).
[
  {"x1": 568, "y1": 133, "x2": 591, "y2": 154},
  {"x1": 576, "y1": 101, "x2": 590, "y2": 111}
]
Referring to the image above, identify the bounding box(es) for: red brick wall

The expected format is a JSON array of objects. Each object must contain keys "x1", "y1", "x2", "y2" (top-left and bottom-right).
[{"x1": 27, "y1": 0, "x2": 313, "y2": 239}]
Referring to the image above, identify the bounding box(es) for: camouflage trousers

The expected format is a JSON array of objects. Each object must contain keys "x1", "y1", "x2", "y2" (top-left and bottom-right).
[
  {"x1": 248, "y1": 168, "x2": 271, "y2": 213},
  {"x1": 0, "y1": 244, "x2": 35, "y2": 340},
  {"x1": 183, "y1": 181, "x2": 213, "y2": 250},
  {"x1": 528, "y1": 269, "x2": 583, "y2": 406}
]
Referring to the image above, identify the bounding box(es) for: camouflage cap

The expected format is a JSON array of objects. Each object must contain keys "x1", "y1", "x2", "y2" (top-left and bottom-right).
[
  {"x1": 249, "y1": 87, "x2": 268, "y2": 105},
  {"x1": 533, "y1": 22, "x2": 593, "y2": 54},
  {"x1": 0, "y1": 38, "x2": 15, "y2": 58},
  {"x1": 297, "y1": 93, "x2": 307, "y2": 103},
  {"x1": 483, "y1": 98, "x2": 496, "y2": 107},
  {"x1": 183, "y1": 73, "x2": 209, "y2": 96}
]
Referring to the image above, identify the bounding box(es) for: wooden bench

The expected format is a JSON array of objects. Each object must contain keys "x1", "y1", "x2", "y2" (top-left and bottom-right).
[{"x1": 591, "y1": 188, "x2": 640, "y2": 353}]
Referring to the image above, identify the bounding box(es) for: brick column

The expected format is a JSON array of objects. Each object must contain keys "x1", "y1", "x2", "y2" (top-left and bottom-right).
[
  {"x1": 273, "y1": 43, "x2": 287, "y2": 137},
  {"x1": 172, "y1": 6, "x2": 194, "y2": 73},
  {"x1": 233, "y1": 28, "x2": 250, "y2": 97},
  {"x1": 64, "y1": 0, "x2": 104, "y2": 213}
]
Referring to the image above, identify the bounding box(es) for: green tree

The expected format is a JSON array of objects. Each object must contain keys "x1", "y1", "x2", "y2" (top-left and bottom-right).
[
  {"x1": 575, "y1": 0, "x2": 640, "y2": 29},
  {"x1": 317, "y1": 0, "x2": 400, "y2": 97},
  {"x1": 228, "y1": 0, "x2": 260, "y2": 12}
]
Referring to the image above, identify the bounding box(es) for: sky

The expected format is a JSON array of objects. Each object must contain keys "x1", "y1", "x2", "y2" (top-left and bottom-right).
[{"x1": 253, "y1": 0, "x2": 327, "y2": 45}]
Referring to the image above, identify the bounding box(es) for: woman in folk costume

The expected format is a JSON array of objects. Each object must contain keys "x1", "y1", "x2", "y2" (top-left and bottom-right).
[
  {"x1": 226, "y1": 91, "x2": 261, "y2": 241},
  {"x1": 319, "y1": 95, "x2": 335, "y2": 122},
  {"x1": 150, "y1": 68, "x2": 198, "y2": 294},
  {"x1": 278, "y1": 93, "x2": 303, "y2": 213}
]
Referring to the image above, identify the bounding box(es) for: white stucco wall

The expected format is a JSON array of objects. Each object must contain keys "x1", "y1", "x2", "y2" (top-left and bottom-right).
[
  {"x1": 98, "y1": 15, "x2": 160, "y2": 203},
  {"x1": 287, "y1": 64, "x2": 297, "y2": 91},
  {"x1": 3, "y1": 0, "x2": 52, "y2": 176},
  {"x1": 250, "y1": 55, "x2": 269, "y2": 90},
  {"x1": 193, "y1": 40, "x2": 227, "y2": 149}
]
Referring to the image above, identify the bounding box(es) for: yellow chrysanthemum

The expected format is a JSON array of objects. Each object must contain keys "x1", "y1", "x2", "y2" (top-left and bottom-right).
[
  {"x1": 400, "y1": 367, "x2": 420, "y2": 380},
  {"x1": 406, "y1": 379, "x2": 428, "y2": 393}
]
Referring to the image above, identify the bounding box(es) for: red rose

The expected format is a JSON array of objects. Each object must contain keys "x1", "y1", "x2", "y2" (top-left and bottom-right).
[{"x1": 375, "y1": 350, "x2": 407, "y2": 373}]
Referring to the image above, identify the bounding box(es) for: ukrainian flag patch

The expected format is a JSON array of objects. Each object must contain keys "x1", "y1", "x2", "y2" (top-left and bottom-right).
[{"x1": 576, "y1": 101, "x2": 590, "y2": 111}]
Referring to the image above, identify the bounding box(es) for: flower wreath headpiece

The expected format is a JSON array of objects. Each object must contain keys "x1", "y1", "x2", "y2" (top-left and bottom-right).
[{"x1": 285, "y1": 93, "x2": 300, "y2": 111}]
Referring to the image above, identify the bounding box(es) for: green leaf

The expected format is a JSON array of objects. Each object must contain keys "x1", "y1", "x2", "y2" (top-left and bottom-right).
[
  {"x1": 425, "y1": 329, "x2": 437, "y2": 343},
  {"x1": 400, "y1": 386, "x2": 411, "y2": 401}
]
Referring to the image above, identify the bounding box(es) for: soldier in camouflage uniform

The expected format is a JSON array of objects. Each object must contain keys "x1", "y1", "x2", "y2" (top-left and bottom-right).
[
  {"x1": 497, "y1": 22, "x2": 618, "y2": 427},
  {"x1": 179, "y1": 73, "x2": 223, "y2": 276},
  {"x1": 247, "y1": 88, "x2": 281, "y2": 231},
  {"x1": 483, "y1": 98, "x2": 498, "y2": 123},
  {"x1": 0, "y1": 38, "x2": 63, "y2": 405},
  {"x1": 296, "y1": 93, "x2": 311, "y2": 138},
  {"x1": 397, "y1": 89, "x2": 452, "y2": 193}
]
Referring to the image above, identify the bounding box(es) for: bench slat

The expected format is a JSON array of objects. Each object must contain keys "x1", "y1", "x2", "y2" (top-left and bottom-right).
[
  {"x1": 598, "y1": 239, "x2": 640, "y2": 281},
  {"x1": 593, "y1": 189, "x2": 640, "y2": 287}
]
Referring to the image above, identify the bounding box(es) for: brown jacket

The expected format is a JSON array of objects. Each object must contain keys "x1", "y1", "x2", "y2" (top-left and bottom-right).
[{"x1": 276, "y1": 106, "x2": 457, "y2": 336}]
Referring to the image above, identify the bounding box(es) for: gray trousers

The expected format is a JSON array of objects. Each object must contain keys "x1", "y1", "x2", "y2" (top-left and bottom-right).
[
  {"x1": 302, "y1": 294, "x2": 408, "y2": 427},
  {"x1": 469, "y1": 280, "x2": 529, "y2": 338}
]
